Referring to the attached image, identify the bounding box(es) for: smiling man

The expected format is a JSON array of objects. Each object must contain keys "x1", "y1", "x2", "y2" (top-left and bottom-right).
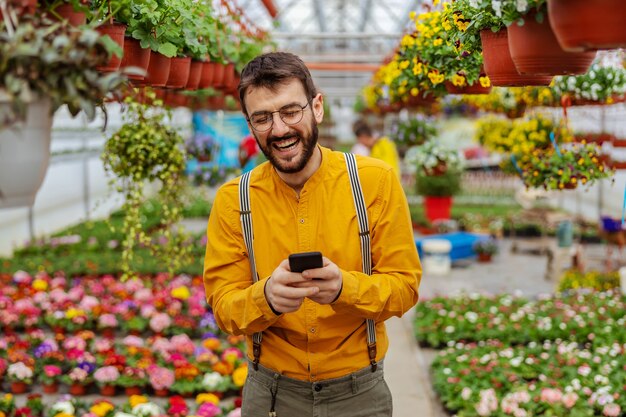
[{"x1": 203, "y1": 52, "x2": 421, "y2": 417}]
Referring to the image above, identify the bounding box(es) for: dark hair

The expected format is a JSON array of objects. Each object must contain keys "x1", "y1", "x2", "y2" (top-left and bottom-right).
[
  {"x1": 352, "y1": 119, "x2": 372, "y2": 137},
  {"x1": 238, "y1": 52, "x2": 318, "y2": 115}
]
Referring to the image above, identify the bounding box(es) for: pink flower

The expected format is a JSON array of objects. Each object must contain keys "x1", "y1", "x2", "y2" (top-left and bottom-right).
[
  {"x1": 562, "y1": 392, "x2": 579, "y2": 408},
  {"x1": 141, "y1": 305, "x2": 156, "y2": 318},
  {"x1": 13, "y1": 270, "x2": 33, "y2": 284},
  {"x1": 171, "y1": 335, "x2": 195, "y2": 355},
  {"x1": 134, "y1": 288, "x2": 153, "y2": 303},
  {"x1": 79, "y1": 295, "x2": 100, "y2": 311},
  {"x1": 150, "y1": 313, "x2": 172, "y2": 333},
  {"x1": 68, "y1": 367, "x2": 89, "y2": 382},
  {"x1": 94, "y1": 338, "x2": 114, "y2": 353},
  {"x1": 540, "y1": 388, "x2": 563, "y2": 404},
  {"x1": 226, "y1": 408, "x2": 241, "y2": 417},
  {"x1": 98, "y1": 314, "x2": 118, "y2": 328},
  {"x1": 603, "y1": 404, "x2": 621, "y2": 417},
  {"x1": 148, "y1": 365, "x2": 175, "y2": 390},
  {"x1": 122, "y1": 335, "x2": 144, "y2": 347},
  {"x1": 43, "y1": 365, "x2": 62, "y2": 378},
  {"x1": 197, "y1": 403, "x2": 220, "y2": 417},
  {"x1": 94, "y1": 366, "x2": 120, "y2": 383}
]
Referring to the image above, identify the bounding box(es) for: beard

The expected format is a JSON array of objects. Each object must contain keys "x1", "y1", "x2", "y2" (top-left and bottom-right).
[{"x1": 255, "y1": 120, "x2": 319, "y2": 174}]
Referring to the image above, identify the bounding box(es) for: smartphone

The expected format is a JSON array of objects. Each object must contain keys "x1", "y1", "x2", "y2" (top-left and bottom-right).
[{"x1": 289, "y1": 251, "x2": 323, "y2": 273}]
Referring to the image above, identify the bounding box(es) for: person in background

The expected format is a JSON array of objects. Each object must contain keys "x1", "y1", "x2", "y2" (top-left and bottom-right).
[
  {"x1": 238, "y1": 133, "x2": 260, "y2": 173},
  {"x1": 352, "y1": 119, "x2": 401, "y2": 179},
  {"x1": 203, "y1": 52, "x2": 421, "y2": 417}
]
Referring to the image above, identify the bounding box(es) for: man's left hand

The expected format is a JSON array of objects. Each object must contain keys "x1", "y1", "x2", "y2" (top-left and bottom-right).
[{"x1": 291, "y1": 257, "x2": 343, "y2": 304}]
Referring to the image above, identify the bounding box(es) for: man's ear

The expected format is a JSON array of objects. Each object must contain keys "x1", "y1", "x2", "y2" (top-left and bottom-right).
[{"x1": 313, "y1": 94, "x2": 324, "y2": 124}]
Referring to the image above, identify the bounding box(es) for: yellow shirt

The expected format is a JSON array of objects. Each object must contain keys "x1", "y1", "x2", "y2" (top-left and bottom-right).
[
  {"x1": 204, "y1": 146, "x2": 421, "y2": 381},
  {"x1": 370, "y1": 136, "x2": 401, "y2": 180}
]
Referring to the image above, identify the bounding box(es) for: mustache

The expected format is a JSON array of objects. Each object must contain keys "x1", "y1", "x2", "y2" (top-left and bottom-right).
[{"x1": 267, "y1": 133, "x2": 299, "y2": 145}]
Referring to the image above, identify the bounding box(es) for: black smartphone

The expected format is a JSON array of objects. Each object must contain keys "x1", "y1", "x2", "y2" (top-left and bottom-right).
[{"x1": 289, "y1": 251, "x2": 323, "y2": 273}]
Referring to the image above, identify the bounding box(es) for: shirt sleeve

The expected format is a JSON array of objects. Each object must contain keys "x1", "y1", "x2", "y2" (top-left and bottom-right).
[
  {"x1": 331, "y1": 166, "x2": 421, "y2": 321},
  {"x1": 203, "y1": 184, "x2": 282, "y2": 336}
]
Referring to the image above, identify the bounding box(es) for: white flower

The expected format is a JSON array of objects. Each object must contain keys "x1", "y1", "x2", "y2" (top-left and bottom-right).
[
  {"x1": 516, "y1": 0, "x2": 528, "y2": 12},
  {"x1": 202, "y1": 371, "x2": 226, "y2": 390},
  {"x1": 50, "y1": 401, "x2": 75, "y2": 415},
  {"x1": 132, "y1": 402, "x2": 162, "y2": 417}
]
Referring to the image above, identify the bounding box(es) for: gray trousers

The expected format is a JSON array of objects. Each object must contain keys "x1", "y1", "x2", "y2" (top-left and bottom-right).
[{"x1": 242, "y1": 360, "x2": 392, "y2": 417}]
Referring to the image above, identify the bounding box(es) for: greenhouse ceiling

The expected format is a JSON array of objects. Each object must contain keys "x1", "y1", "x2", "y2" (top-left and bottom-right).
[{"x1": 230, "y1": 0, "x2": 424, "y2": 102}]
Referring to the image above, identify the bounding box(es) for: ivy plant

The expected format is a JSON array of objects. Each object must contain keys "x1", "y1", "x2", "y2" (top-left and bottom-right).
[{"x1": 101, "y1": 91, "x2": 190, "y2": 280}]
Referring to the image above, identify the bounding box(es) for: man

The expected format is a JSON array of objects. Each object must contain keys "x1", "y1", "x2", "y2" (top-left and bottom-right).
[
  {"x1": 352, "y1": 119, "x2": 401, "y2": 179},
  {"x1": 203, "y1": 52, "x2": 421, "y2": 417}
]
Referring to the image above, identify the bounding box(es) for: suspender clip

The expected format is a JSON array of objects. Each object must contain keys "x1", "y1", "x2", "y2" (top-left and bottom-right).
[
  {"x1": 368, "y1": 343, "x2": 377, "y2": 372},
  {"x1": 253, "y1": 341, "x2": 261, "y2": 371}
]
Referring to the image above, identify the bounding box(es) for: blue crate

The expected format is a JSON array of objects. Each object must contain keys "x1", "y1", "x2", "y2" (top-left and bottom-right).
[{"x1": 415, "y1": 232, "x2": 490, "y2": 261}]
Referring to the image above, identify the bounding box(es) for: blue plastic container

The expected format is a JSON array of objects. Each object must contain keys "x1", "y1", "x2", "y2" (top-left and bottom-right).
[{"x1": 415, "y1": 232, "x2": 490, "y2": 261}]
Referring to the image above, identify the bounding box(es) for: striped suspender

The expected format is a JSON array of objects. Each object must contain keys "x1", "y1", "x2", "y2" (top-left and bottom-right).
[
  {"x1": 344, "y1": 153, "x2": 378, "y2": 372},
  {"x1": 238, "y1": 154, "x2": 377, "y2": 373},
  {"x1": 238, "y1": 171, "x2": 263, "y2": 370}
]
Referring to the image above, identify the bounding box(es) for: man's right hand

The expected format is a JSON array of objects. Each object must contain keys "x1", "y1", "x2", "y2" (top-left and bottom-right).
[{"x1": 264, "y1": 259, "x2": 320, "y2": 314}]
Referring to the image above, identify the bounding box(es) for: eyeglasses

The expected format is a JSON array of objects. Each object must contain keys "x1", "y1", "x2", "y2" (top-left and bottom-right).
[{"x1": 247, "y1": 100, "x2": 312, "y2": 132}]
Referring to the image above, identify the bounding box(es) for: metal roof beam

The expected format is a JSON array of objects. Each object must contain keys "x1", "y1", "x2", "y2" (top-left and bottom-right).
[
  {"x1": 312, "y1": 0, "x2": 328, "y2": 32},
  {"x1": 358, "y1": 0, "x2": 374, "y2": 32}
]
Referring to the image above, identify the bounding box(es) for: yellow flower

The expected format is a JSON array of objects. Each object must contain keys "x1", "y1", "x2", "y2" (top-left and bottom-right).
[
  {"x1": 91, "y1": 402, "x2": 115, "y2": 417},
  {"x1": 409, "y1": 11, "x2": 416, "y2": 21},
  {"x1": 54, "y1": 414, "x2": 75, "y2": 417},
  {"x1": 410, "y1": 87, "x2": 420, "y2": 96},
  {"x1": 433, "y1": 38, "x2": 443, "y2": 46},
  {"x1": 442, "y1": 20, "x2": 452, "y2": 31},
  {"x1": 433, "y1": 0, "x2": 440, "y2": 4},
  {"x1": 32, "y1": 278, "x2": 48, "y2": 291},
  {"x1": 452, "y1": 74, "x2": 466, "y2": 87},
  {"x1": 65, "y1": 308, "x2": 85, "y2": 319},
  {"x1": 196, "y1": 393, "x2": 220, "y2": 405},
  {"x1": 399, "y1": 60, "x2": 410, "y2": 70},
  {"x1": 0, "y1": 412, "x2": 5, "y2": 417},
  {"x1": 428, "y1": 70, "x2": 444, "y2": 85},
  {"x1": 413, "y1": 62, "x2": 424, "y2": 76},
  {"x1": 171, "y1": 286, "x2": 190, "y2": 300},
  {"x1": 129, "y1": 395, "x2": 148, "y2": 409},
  {"x1": 232, "y1": 365, "x2": 248, "y2": 387},
  {"x1": 479, "y1": 76, "x2": 491, "y2": 88}
]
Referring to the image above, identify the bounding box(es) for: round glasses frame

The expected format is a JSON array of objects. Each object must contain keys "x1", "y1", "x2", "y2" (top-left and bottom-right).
[{"x1": 247, "y1": 99, "x2": 312, "y2": 132}]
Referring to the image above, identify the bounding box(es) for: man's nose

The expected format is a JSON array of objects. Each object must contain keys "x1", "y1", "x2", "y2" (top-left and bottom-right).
[{"x1": 270, "y1": 112, "x2": 290, "y2": 136}]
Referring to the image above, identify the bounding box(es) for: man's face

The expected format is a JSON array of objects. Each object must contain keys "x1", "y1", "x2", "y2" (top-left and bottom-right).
[{"x1": 244, "y1": 79, "x2": 323, "y2": 174}]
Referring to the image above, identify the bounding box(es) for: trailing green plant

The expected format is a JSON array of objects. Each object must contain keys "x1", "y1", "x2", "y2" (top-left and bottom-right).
[
  {"x1": 101, "y1": 91, "x2": 190, "y2": 280},
  {"x1": 390, "y1": 116, "x2": 437, "y2": 148},
  {"x1": 0, "y1": 14, "x2": 125, "y2": 128}
]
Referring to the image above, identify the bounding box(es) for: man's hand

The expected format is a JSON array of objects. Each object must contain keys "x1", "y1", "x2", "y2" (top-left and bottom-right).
[
  {"x1": 265, "y1": 260, "x2": 320, "y2": 314},
  {"x1": 293, "y1": 257, "x2": 343, "y2": 305}
]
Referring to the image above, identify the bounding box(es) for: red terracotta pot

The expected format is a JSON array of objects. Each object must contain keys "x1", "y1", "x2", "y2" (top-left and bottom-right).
[
  {"x1": 69, "y1": 383, "x2": 87, "y2": 396},
  {"x1": 423, "y1": 196, "x2": 453, "y2": 223},
  {"x1": 125, "y1": 386, "x2": 143, "y2": 396},
  {"x1": 11, "y1": 381, "x2": 29, "y2": 394},
  {"x1": 100, "y1": 385, "x2": 116, "y2": 396},
  {"x1": 218, "y1": 63, "x2": 235, "y2": 89},
  {"x1": 42, "y1": 382, "x2": 59, "y2": 394},
  {"x1": 211, "y1": 63, "x2": 226, "y2": 88},
  {"x1": 477, "y1": 253, "x2": 492, "y2": 263},
  {"x1": 96, "y1": 23, "x2": 127, "y2": 73},
  {"x1": 0, "y1": 0, "x2": 37, "y2": 19},
  {"x1": 153, "y1": 388, "x2": 169, "y2": 397},
  {"x1": 198, "y1": 61, "x2": 215, "y2": 89},
  {"x1": 547, "y1": 0, "x2": 626, "y2": 51},
  {"x1": 445, "y1": 81, "x2": 492, "y2": 95},
  {"x1": 480, "y1": 28, "x2": 553, "y2": 87},
  {"x1": 165, "y1": 56, "x2": 192, "y2": 89},
  {"x1": 120, "y1": 38, "x2": 151, "y2": 80},
  {"x1": 52, "y1": 3, "x2": 87, "y2": 26},
  {"x1": 507, "y1": 11, "x2": 596, "y2": 75},
  {"x1": 185, "y1": 60, "x2": 203, "y2": 90},
  {"x1": 144, "y1": 53, "x2": 172, "y2": 88}
]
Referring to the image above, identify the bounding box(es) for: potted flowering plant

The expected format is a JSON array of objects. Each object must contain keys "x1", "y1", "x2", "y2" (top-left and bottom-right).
[
  {"x1": 93, "y1": 365, "x2": 120, "y2": 396},
  {"x1": 170, "y1": 363, "x2": 201, "y2": 396},
  {"x1": 552, "y1": 64, "x2": 626, "y2": 105},
  {"x1": 97, "y1": 313, "x2": 119, "y2": 339},
  {"x1": 38, "y1": 364, "x2": 62, "y2": 394},
  {"x1": 116, "y1": 365, "x2": 148, "y2": 396},
  {"x1": 201, "y1": 371, "x2": 232, "y2": 397},
  {"x1": 148, "y1": 365, "x2": 175, "y2": 397},
  {"x1": 473, "y1": 238, "x2": 499, "y2": 262},
  {"x1": 7, "y1": 362, "x2": 34, "y2": 393},
  {"x1": 120, "y1": 314, "x2": 148, "y2": 335},
  {"x1": 60, "y1": 366, "x2": 94, "y2": 396},
  {"x1": 390, "y1": 116, "x2": 437, "y2": 150}
]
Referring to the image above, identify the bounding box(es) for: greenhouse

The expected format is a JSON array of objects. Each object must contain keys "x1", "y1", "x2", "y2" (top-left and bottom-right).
[{"x1": 1, "y1": 0, "x2": 625, "y2": 416}]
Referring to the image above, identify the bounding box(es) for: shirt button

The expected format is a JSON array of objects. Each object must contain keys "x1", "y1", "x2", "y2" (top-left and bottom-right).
[
  {"x1": 310, "y1": 327, "x2": 316, "y2": 333},
  {"x1": 300, "y1": 219, "x2": 305, "y2": 224},
  {"x1": 314, "y1": 384, "x2": 322, "y2": 392}
]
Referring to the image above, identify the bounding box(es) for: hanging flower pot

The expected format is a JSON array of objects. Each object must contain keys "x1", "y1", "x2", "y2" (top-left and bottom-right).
[
  {"x1": 507, "y1": 11, "x2": 596, "y2": 75},
  {"x1": 165, "y1": 56, "x2": 191, "y2": 89},
  {"x1": 185, "y1": 60, "x2": 203, "y2": 90},
  {"x1": 144, "y1": 52, "x2": 172, "y2": 88},
  {"x1": 211, "y1": 62, "x2": 226, "y2": 88},
  {"x1": 444, "y1": 81, "x2": 492, "y2": 95},
  {"x1": 480, "y1": 28, "x2": 553, "y2": 87},
  {"x1": 216, "y1": 63, "x2": 235, "y2": 89},
  {"x1": 120, "y1": 38, "x2": 151, "y2": 81},
  {"x1": 0, "y1": 94, "x2": 53, "y2": 208},
  {"x1": 96, "y1": 23, "x2": 127, "y2": 73},
  {"x1": 199, "y1": 61, "x2": 216, "y2": 89},
  {"x1": 547, "y1": 0, "x2": 626, "y2": 51},
  {"x1": 51, "y1": 3, "x2": 86, "y2": 26}
]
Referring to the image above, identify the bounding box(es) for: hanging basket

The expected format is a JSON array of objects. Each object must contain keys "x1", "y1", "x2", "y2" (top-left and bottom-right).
[
  {"x1": 96, "y1": 23, "x2": 127, "y2": 73},
  {"x1": 547, "y1": 0, "x2": 626, "y2": 51},
  {"x1": 51, "y1": 3, "x2": 87, "y2": 26},
  {"x1": 445, "y1": 81, "x2": 492, "y2": 95},
  {"x1": 120, "y1": 38, "x2": 151, "y2": 81},
  {"x1": 0, "y1": 94, "x2": 53, "y2": 209},
  {"x1": 480, "y1": 28, "x2": 553, "y2": 87},
  {"x1": 199, "y1": 61, "x2": 216, "y2": 89},
  {"x1": 507, "y1": 11, "x2": 596, "y2": 75}
]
